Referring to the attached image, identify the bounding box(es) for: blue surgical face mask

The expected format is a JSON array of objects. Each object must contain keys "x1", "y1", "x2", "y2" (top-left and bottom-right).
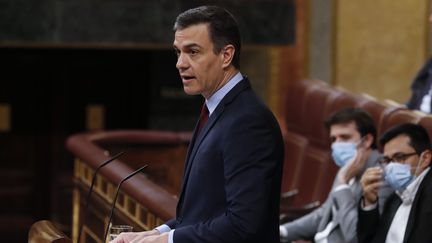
[
  {"x1": 331, "y1": 142, "x2": 357, "y2": 167},
  {"x1": 383, "y1": 163, "x2": 413, "y2": 192}
]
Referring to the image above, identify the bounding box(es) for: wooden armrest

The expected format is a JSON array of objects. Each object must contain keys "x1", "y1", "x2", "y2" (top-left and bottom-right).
[
  {"x1": 28, "y1": 220, "x2": 72, "y2": 243},
  {"x1": 281, "y1": 188, "x2": 299, "y2": 199}
]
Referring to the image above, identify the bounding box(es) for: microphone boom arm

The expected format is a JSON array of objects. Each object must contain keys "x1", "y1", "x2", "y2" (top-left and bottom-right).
[
  {"x1": 78, "y1": 151, "x2": 125, "y2": 243},
  {"x1": 103, "y1": 164, "x2": 149, "y2": 243}
]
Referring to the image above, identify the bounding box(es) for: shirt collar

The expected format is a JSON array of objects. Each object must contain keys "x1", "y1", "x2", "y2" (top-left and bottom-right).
[
  {"x1": 397, "y1": 167, "x2": 430, "y2": 204},
  {"x1": 205, "y1": 72, "x2": 243, "y2": 115}
]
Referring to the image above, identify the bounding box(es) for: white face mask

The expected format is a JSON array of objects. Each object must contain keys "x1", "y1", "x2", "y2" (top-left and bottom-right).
[
  {"x1": 331, "y1": 137, "x2": 366, "y2": 167},
  {"x1": 383, "y1": 153, "x2": 424, "y2": 204},
  {"x1": 383, "y1": 162, "x2": 414, "y2": 192},
  {"x1": 331, "y1": 142, "x2": 357, "y2": 167}
]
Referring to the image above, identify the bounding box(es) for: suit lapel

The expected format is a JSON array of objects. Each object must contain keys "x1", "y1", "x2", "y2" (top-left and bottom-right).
[
  {"x1": 181, "y1": 106, "x2": 224, "y2": 184},
  {"x1": 403, "y1": 169, "x2": 432, "y2": 243},
  {"x1": 370, "y1": 193, "x2": 401, "y2": 243},
  {"x1": 176, "y1": 78, "x2": 251, "y2": 212},
  {"x1": 318, "y1": 202, "x2": 333, "y2": 231}
]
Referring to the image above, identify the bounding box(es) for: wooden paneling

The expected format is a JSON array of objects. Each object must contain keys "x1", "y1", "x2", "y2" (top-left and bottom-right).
[
  {"x1": 66, "y1": 131, "x2": 185, "y2": 243},
  {"x1": 335, "y1": 0, "x2": 429, "y2": 102}
]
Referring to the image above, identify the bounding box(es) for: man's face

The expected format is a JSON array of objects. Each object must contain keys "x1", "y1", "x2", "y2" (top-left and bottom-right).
[
  {"x1": 329, "y1": 121, "x2": 362, "y2": 145},
  {"x1": 382, "y1": 135, "x2": 424, "y2": 175},
  {"x1": 173, "y1": 23, "x2": 226, "y2": 99}
]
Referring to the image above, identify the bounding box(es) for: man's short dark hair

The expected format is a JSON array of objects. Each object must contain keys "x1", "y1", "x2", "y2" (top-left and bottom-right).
[
  {"x1": 325, "y1": 108, "x2": 377, "y2": 149},
  {"x1": 379, "y1": 123, "x2": 431, "y2": 155},
  {"x1": 173, "y1": 5, "x2": 241, "y2": 69}
]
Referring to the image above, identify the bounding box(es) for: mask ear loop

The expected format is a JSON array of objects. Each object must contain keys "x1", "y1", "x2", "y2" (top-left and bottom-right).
[
  {"x1": 399, "y1": 152, "x2": 424, "y2": 205},
  {"x1": 413, "y1": 152, "x2": 425, "y2": 178}
]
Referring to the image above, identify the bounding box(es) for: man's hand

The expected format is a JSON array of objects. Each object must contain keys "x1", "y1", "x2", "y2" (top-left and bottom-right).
[
  {"x1": 360, "y1": 167, "x2": 383, "y2": 206},
  {"x1": 130, "y1": 233, "x2": 169, "y2": 243},
  {"x1": 340, "y1": 146, "x2": 368, "y2": 184},
  {"x1": 110, "y1": 229, "x2": 162, "y2": 243}
]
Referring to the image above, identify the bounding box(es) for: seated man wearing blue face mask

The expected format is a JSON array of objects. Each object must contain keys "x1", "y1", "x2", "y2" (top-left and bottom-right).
[
  {"x1": 280, "y1": 108, "x2": 392, "y2": 243},
  {"x1": 358, "y1": 123, "x2": 432, "y2": 243}
]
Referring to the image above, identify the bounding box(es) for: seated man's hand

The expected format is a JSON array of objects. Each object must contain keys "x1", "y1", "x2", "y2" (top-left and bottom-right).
[
  {"x1": 360, "y1": 167, "x2": 383, "y2": 206},
  {"x1": 110, "y1": 229, "x2": 160, "y2": 243},
  {"x1": 340, "y1": 146, "x2": 368, "y2": 184}
]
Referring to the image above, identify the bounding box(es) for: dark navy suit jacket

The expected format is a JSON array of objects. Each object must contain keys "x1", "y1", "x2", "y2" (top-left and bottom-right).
[
  {"x1": 406, "y1": 58, "x2": 432, "y2": 111},
  {"x1": 165, "y1": 78, "x2": 284, "y2": 242}
]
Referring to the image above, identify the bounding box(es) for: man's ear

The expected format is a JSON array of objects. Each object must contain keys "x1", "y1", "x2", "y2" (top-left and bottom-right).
[
  {"x1": 221, "y1": 45, "x2": 235, "y2": 69},
  {"x1": 363, "y1": 134, "x2": 374, "y2": 149},
  {"x1": 420, "y1": 150, "x2": 432, "y2": 170}
]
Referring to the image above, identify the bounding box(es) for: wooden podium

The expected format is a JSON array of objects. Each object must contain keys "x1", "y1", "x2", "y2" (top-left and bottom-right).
[
  {"x1": 28, "y1": 220, "x2": 72, "y2": 243},
  {"x1": 66, "y1": 130, "x2": 190, "y2": 243}
]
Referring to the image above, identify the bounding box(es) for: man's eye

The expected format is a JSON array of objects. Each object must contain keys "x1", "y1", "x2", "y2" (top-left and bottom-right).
[{"x1": 190, "y1": 49, "x2": 199, "y2": 55}]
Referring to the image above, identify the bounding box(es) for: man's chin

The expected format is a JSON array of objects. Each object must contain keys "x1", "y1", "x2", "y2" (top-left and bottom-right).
[{"x1": 183, "y1": 88, "x2": 201, "y2": 96}]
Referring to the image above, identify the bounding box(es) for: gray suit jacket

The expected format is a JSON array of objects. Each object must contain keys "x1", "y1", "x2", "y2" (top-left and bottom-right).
[{"x1": 281, "y1": 150, "x2": 393, "y2": 243}]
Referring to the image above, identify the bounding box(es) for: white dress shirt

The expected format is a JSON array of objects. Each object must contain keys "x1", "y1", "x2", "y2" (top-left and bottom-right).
[
  {"x1": 420, "y1": 89, "x2": 432, "y2": 113},
  {"x1": 385, "y1": 168, "x2": 430, "y2": 243}
]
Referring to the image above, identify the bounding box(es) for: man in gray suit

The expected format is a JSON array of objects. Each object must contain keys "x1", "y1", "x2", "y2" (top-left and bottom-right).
[{"x1": 280, "y1": 108, "x2": 392, "y2": 243}]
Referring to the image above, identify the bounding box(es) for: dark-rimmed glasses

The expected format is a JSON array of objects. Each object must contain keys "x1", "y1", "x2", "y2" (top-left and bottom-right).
[{"x1": 377, "y1": 152, "x2": 418, "y2": 165}]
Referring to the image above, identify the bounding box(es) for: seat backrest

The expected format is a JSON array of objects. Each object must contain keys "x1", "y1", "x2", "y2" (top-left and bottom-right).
[
  {"x1": 285, "y1": 79, "x2": 327, "y2": 134},
  {"x1": 380, "y1": 108, "x2": 423, "y2": 135},
  {"x1": 325, "y1": 88, "x2": 363, "y2": 119},
  {"x1": 416, "y1": 115, "x2": 432, "y2": 140},
  {"x1": 288, "y1": 145, "x2": 332, "y2": 207},
  {"x1": 281, "y1": 131, "x2": 308, "y2": 194},
  {"x1": 301, "y1": 84, "x2": 338, "y2": 147},
  {"x1": 356, "y1": 96, "x2": 388, "y2": 132}
]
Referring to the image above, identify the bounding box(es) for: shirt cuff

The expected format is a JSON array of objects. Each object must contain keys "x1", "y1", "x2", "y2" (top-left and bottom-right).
[
  {"x1": 361, "y1": 198, "x2": 377, "y2": 211},
  {"x1": 155, "y1": 224, "x2": 171, "y2": 234},
  {"x1": 168, "y1": 230, "x2": 175, "y2": 243},
  {"x1": 279, "y1": 225, "x2": 288, "y2": 238}
]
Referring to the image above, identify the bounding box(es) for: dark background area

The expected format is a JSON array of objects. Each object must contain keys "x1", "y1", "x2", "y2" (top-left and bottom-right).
[{"x1": 0, "y1": 0, "x2": 295, "y2": 45}]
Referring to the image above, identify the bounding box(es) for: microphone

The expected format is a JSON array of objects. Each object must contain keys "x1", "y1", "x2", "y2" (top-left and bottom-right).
[
  {"x1": 77, "y1": 151, "x2": 125, "y2": 243},
  {"x1": 103, "y1": 164, "x2": 149, "y2": 243}
]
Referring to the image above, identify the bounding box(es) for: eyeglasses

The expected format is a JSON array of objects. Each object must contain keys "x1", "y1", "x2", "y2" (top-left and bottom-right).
[{"x1": 377, "y1": 152, "x2": 418, "y2": 165}]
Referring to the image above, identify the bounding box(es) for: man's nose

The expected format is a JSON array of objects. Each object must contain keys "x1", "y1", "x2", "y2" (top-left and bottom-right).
[{"x1": 176, "y1": 53, "x2": 189, "y2": 70}]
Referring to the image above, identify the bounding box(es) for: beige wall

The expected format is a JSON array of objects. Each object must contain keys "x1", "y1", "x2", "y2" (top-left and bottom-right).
[{"x1": 333, "y1": 1, "x2": 429, "y2": 103}]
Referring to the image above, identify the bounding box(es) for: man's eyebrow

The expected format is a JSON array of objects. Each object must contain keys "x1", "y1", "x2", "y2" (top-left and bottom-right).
[
  {"x1": 174, "y1": 43, "x2": 202, "y2": 50},
  {"x1": 185, "y1": 43, "x2": 201, "y2": 48}
]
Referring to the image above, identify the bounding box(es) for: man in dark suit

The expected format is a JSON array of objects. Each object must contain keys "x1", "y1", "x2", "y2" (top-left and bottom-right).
[
  {"x1": 112, "y1": 5, "x2": 284, "y2": 243},
  {"x1": 358, "y1": 123, "x2": 432, "y2": 243},
  {"x1": 406, "y1": 14, "x2": 432, "y2": 113},
  {"x1": 406, "y1": 58, "x2": 432, "y2": 113}
]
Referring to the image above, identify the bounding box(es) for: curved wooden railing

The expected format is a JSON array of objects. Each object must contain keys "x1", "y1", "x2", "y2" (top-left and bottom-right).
[
  {"x1": 28, "y1": 220, "x2": 72, "y2": 243},
  {"x1": 66, "y1": 130, "x2": 191, "y2": 243}
]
